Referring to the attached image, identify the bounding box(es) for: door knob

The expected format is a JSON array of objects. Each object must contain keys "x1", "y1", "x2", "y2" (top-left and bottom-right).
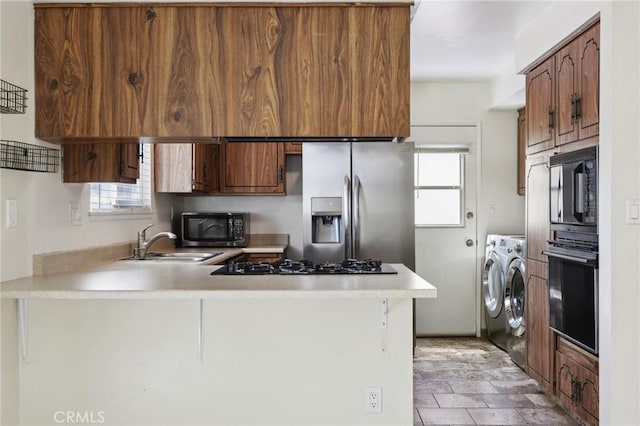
[{"x1": 466, "y1": 239, "x2": 474, "y2": 247}]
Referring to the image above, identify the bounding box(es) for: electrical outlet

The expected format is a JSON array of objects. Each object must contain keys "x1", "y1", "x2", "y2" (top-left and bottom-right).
[{"x1": 365, "y1": 387, "x2": 382, "y2": 413}]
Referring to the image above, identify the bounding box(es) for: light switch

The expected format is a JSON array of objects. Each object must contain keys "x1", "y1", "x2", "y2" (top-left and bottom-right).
[
  {"x1": 69, "y1": 202, "x2": 82, "y2": 226},
  {"x1": 626, "y1": 200, "x2": 640, "y2": 225},
  {"x1": 6, "y1": 199, "x2": 17, "y2": 228}
]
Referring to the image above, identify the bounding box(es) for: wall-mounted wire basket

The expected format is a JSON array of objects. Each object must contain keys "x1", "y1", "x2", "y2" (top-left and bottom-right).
[
  {"x1": 0, "y1": 140, "x2": 60, "y2": 173},
  {"x1": 0, "y1": 79, "x2": 28, "y2": 114}
]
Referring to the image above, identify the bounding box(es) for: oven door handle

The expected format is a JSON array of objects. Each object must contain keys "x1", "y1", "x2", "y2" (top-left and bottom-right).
[{"x1": 542, "y1": 250, "x2": 591, "y2": 264}]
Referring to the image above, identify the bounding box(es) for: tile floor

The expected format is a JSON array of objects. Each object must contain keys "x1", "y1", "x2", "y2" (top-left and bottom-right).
[{"x1": 413, "y1": 337, "x2": 580, "y2": 425}]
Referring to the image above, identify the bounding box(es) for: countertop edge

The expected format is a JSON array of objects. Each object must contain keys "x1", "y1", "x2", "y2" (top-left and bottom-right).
[{"x1": 0, "y1": 289, "x2": 437, "y2": 300}]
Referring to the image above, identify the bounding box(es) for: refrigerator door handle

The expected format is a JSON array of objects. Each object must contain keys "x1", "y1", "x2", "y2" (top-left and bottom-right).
[
  {"x1": 344, "y1": 175, "x2": 352, "y2": 259},
  {"x1": 353, "y1": 174, "x2": 361, "y2": 259}
]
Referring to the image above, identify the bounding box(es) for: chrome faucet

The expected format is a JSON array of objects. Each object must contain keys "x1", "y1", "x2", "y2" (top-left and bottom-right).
[{"x1": 134, "y1": 224, "x2": 177, "y2": 259}]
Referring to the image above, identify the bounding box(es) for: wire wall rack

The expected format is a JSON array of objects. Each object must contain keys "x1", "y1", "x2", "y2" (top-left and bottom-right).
[
  {"x1": 0, "y1": 140, "x2": 60, "y2": 173},
  {"x1": 0, "y1": 79, "x2": 28, "y2": 114}
]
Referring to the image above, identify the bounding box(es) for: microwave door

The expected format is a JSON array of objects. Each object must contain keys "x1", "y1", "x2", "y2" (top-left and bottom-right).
[{"x1": 560, "y1": 165, "x2": 580, "y2": 225}]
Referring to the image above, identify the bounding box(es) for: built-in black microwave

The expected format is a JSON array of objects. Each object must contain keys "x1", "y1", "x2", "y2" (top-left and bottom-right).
[
  {"x1": 180, "y1": 212, "x2": 248, "y2": 247},
  {"x1": 550, "y1": 146, "x2": 597, "y2": 231}
]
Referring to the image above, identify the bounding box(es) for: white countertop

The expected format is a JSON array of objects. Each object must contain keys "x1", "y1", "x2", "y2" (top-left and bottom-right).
[{"x1": 0, "y1": 262, "x2": 437, "y2": 300}]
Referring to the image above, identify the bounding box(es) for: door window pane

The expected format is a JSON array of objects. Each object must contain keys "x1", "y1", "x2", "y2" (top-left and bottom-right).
[
  {"x1": 415, "y1": 153, "x2": 461, "y2": 186},
  {"x1": 414, "y1": 151, "x2": 464, "y2": 226},
  {"x1": 415, "y1": 189, "x2": 461, "y2": 225}
]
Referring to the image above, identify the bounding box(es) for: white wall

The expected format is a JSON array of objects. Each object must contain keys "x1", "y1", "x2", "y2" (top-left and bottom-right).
[
  {"x1": 181, "y1": 155, "x2": 303, "y2": 259},
  {"x1": 515, "y1": 2, "x2": 640, "y2": 424},
  {"x1": 0, "y1": 1, "x2": 173, "y2": 282}
]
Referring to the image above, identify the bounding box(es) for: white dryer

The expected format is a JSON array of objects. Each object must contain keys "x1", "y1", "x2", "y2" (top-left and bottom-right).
[{"x1": 504, "y1": 236, "x2": 526, "y2": 370}]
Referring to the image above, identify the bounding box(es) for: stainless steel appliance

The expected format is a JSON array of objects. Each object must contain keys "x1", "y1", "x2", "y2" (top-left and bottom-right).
[
  {"x1": 550, "y1": 146, "x2": 597, "y2": 231},
  {"x1": 504, "y1": 236, "x2": 526, "y2": 370},
  {"x1": 483, "y1": 234, "x2": 509, "y2": 352},
  {"x1": 211, "y1": 259, "x2": 397, "y2": 275},
  {"x1": 482, "y1": 234, "x2": 525, "y2": 355},
  {"x1": 302, "y1": 142, "x2": 415, "y2": 269},
  {"x1": 544, "y1": 230, "x2": 599, "y2": 354},
  {"x1": 180, "y1": 212, "x2": 248, "y2": 247}
]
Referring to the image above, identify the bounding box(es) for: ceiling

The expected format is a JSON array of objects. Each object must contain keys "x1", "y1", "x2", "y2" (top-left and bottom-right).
[{"x1": 410, "y1": 0, "x2": 552, "y2": 82}]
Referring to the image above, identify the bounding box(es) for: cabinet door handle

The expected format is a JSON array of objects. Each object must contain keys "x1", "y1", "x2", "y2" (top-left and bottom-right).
[
  {"x1": 570, "y1": 94, "x2": 576, "y2": 124},
  {"x1": 548, "y1": 107, "x2": 555, "y2": 130},
  {"x1": 278, "y1": 166, "x2": 283, "y2": 182},
  {"x1": 575, "y1": 95, "x2": 582, "y2": 119}
]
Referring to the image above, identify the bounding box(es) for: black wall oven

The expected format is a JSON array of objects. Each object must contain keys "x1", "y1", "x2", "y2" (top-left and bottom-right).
[
  {"x1": 544, "y1": 231, "x2": 598, "y2": 354},
  {"x1": 545, "y1": 146, "x2": 598, "y2": 355}
]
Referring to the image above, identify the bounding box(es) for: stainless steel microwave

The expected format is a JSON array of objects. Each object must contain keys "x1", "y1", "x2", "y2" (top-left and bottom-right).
[
  {"x1": 550, "y1": 146, "x2": 597, "y2": 231},
  {"x1": 181, "y1": 212, "x2": 248, "y2": 247}
]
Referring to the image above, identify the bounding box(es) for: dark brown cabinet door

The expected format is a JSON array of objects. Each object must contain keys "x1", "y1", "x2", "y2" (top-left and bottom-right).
[
  {"x1": 526, "y1": 157, "x2": 550, "y2": 262},
  {"x1": 526, "y1": 58, "x2": 556, "y2": 154},
  {"x1": 63, "y1": 143, "x2": 138, "y2": 183},
  {"x1": 120, "y1": 143, "x2": 140, "y2": 181},
  {"x1": 219, "y1": 141, "x2": 285, "y2": 194},
  {"x1": 555, "y1": 21, "x2": 599, "y2": 146},
  {"x1": 577, "y1": 22, "x2": 600, "y2": 141},
  {"x1": 517, "y1": 108, "x2": 526, "y2": 195},
  {"x1": 555, "y1": 41, "x2": 579, "y2": 145},
  {"x1": 555, "y1": 340, "x2": 599, "y2": 425},
  {"x1": 525, "y1": 268, "x2": 552, "y2": 386}
]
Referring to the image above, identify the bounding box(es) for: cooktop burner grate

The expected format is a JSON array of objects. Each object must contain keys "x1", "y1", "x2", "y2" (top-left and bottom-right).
[{"x1": 211, "y1": 259, "x2": 397, "y2": 275}]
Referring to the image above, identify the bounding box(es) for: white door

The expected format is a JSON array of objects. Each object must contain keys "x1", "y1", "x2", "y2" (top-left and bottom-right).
[{"x1": 412, "y1": 125, "x2": 479, "y2": 336}]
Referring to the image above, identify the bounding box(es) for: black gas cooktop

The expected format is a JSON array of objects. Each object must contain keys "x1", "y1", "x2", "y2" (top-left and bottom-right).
[{"x1": 211, "y1": 259, "x2": 397, "y2": 275}]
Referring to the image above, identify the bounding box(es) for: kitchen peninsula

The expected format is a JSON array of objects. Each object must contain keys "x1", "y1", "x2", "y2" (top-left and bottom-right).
[{"x1": 1, "y1": 261, "x2": 436, "y2": 426}]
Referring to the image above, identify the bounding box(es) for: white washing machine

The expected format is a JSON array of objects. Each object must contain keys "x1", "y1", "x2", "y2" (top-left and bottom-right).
[
  {"x1": 482, "y1": 234, "x2": 509, "y2": 352},
  {"x1": 504, "y1": 236, "x2": 526, "y2": 370}
]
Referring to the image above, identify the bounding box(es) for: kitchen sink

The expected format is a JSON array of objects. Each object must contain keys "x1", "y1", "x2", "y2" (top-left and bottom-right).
[{"x1": 124, "y1": 252, "x2": 222, "y2": 262}]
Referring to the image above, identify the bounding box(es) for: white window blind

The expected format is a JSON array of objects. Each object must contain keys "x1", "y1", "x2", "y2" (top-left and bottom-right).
[
  {"x1": 414, "y1": 146, "x2": 467, "y2": 227},
  {"x1": 89, "y1": 144, "x2": 152, "y2": 213}
]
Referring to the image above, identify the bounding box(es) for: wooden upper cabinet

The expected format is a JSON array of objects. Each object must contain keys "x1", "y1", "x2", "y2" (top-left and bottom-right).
[
  {"x1": 555, "y1": 22, "x2": 600, "y2": 146},
  {"x1": 219, "y1": 140, "x2": 285, "y2": 194},
  {"x1": 35, "y1": 4, "x2": 410, "y2": 142},
  {"x1": 525, "y1": 58, "x2": 556, "y2": 154},
  {"x1": 275, "y1": 7, "x2": 351, "y2": 137},
  {"x1": 63, "y1": 143, "x2": 139, "y2": 183},
  {"x1": 525, "y1": 21, "x2": 599, "y2": 154},
  {"x1": 35, "y1": 7, "x2": 99, "y2": 138},
  {"x1": 154, "y1": 143, "x2": 219, "y2": 193},
  {"x1": 349, "y1": 7, "x2": 410, "y2": 137},
  {"x1": 577, "y1": 22, "x2": 600, "y2": 141}
]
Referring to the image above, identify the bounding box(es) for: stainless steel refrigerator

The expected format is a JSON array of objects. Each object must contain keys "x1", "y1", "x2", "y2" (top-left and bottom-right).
[{"x1": 302, "y1": 142, "x2": 415, "y2": 270}]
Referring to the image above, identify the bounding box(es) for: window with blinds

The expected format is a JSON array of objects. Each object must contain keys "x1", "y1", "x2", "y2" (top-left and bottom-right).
[
  {"x1": 414, "y1": 146, "x2": 467, "y2": 227},
  {"x1": 89, "y1": 144, "x2": 152, "y2": 213}
]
